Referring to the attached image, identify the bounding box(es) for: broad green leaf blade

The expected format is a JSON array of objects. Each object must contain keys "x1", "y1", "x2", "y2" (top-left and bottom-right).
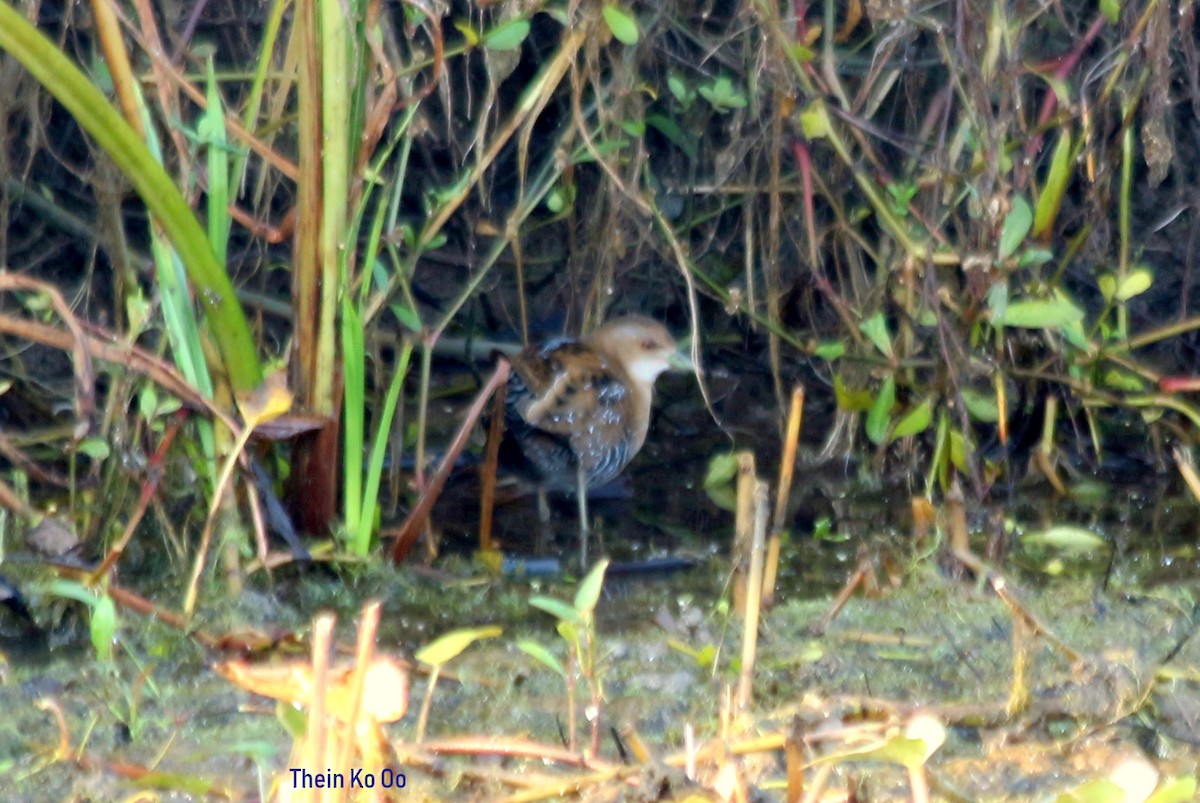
[
  {"x1": 602, "y1": 5, "x2": 639, "y2": 45},
  {"x1": 484, "y1": 18, "x2": 530, "y2": 51},
  {"x1": 574, "y1": 558, "x2": 610, "y2": 614},
  {"x1": 961, "y1": 387, "x2": 1000, "y2": 423},
  {"x1": 1098, "y1": 274, "x2": 1117, "y2": 303},
  {"x1": 890, "y1": 398, "x2": 933, "y2": 441},
  {"x1": 91, "y1": 594, "x2": 118, "y2": 661},
  {"x1": 1022, "y1": 525, "x2": 1107, "y2": 554},
  {"x1": 1033, "y1": 129, "x2": 1073, "y2": 238},
  {"x1": 529, "y1": 596, "x2": 580, "y2": 623},
  {"x1": 0, "y1": 4, "x2": 262, "y2": 391},
  {"x1": 1145, "y1": 776, "x2": 1197, "y2": 803},
  {"x1": 998, "y1": 195, "x2": 1032, "y2": 259},
  {"x1": 704, "y1": 453, "x2": 739, "y2": 489},
  {"x1": 866, "y1": 375, "x2": 895, "y2": 445},
  {"x1": 1116, "y1": 266, "x2": 1153, "y2": 301},
  {"x1": 645, "y1": 113, "x2": 698, "y2": 160},
  {"x1": 859, "y1": 312, "x2": 894, "y2": 358},
  {"x1": 415, "y1": 625, "x2": 502, "y2": 666},
  {"x1": 516, "y1": 640, "x2": 566, "y2": 677},
  {"x1": 834, "y1": 373, "x2": 874, "y2": 413},
  {"x1": 993, "y1": 295, "x2": 1085, "y2": 329},
  {"x1": 799, "y1": 99, "x2": 831, "y2": 139},
  {"x1": 815, "y1": 340, "x2": 846, "y2": 361}
]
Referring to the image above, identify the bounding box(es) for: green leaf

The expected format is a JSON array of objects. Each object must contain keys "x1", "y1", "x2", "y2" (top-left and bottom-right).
[
  {"x1": 812, "y1": 517, "x2": 841, "y2": 541},
  {"x1": 814, "y1": 340, "x2": 846, "y2": 361},
  {"x1": 1022, "y1": 525, "x2": 1107, "y2": 554},
  {"x1": 1115, "y1": 266, "x2": 1153, "y2": 301},
  {"x1": 516, "y1": 640, "x2": 566, "y2": 677},
  {"x1": 949, "y1": 430, "x2": 968, "y2": 473},
  {"x1": 390, "y1": 300, "x2": 422, "y2": 332},
  {"x1": 790, "y1": 43, "x2": 815, "y2": 62},
  {"x1": 573, "y1": 558, "x2": 610, "y2": 614},
  {"x1": 890, "y1": 398, "x2": 932, "y2": 441},
  {"x1": 986, "y1": 281, "x2": 1009, "y2": 323},
  {"x1": 1060, "y1": 318, "x2": 1089, "y2": 350},
  {"x1": 799, "y1": 100, "x2": 831, "y2": 139},
  {"x1": 415, "y1": 625, "x2": 502, "y2": 666},
  {"x1": 276, "y1": 701, "x2": 308, "y2": 739},
  {"x1": 1056, "y1": 779, "x2": 1126, "y2": 803},
  {"x1": 998, "y1": 196, "x2": 1032, "y2": 259},
  {"x1": 1100, "y1": 0, "x2": 1121, "y2": 24},
  {"x1": 833, "y1": 373, "x2": 874, "y2": 413},
  {"x1": 139, "y1": 384, "x2": 159, "y2": 420},
  {"x1": 645, "y1": 113, "x2": 697, "y2": 160},
  {"x1": 76, "y1": 437, "x2": 111, "y2": 460},
  {"x1": 1146, "y1": 776, "x2": 1197, "y2": 803},
  {"x1": 483, "y1": 18, "x2": 530, "y2": 51},
  {"x1": 1033, "y1": 128, "x2": 1073, "y2": 238},
  {"x1": 704, "y1": 452, "x2": 739, "y2": 489},
  {"x1": 859, "y1": 312, "x2": 894, "y2": 358},
  {"x1": 1098, "y1": 274, "x2": 1117, "y2": 303},
  {"x1": 1102, "y1": 369, "x2": 1144, "y2": 392},
  {"x1": 666, "y1": 74, "x2": 693, "y2": 108},
  {"x1": 556, "y1": 620, "x2": 580, "y2": 647},
  {"x1": 886, "y1": 181, "x2": 918, "y2": 217},
  {"x1": 705, "y1": 483, "x2": 738, "y2": 512},
  {"x1": 1017, "y1": 247, "x2": 1055, "y2": 267},
  {"x1": 529, "y1": 596, "x2": 580, "y2": 623},
  {"x1": 866, "y1": 375, "x2": 895, "y2": 445},
  {"x1": 993, "y1": 295, "x2": 1085, "y2": 329},
  {"x1": 697, "y1": 76, "x2": 747, "y2": 113},
  {"x1": 0, "y1": 5, "x2": 263, "y2": 393},
  {"x1": 961, "y1": 387, "x2": 1000, "y2": 423},
  {"x1": 620, "y1": 118, "x2": 645, "y2": 137},
  {"x1": 818, "y1": 715, "x2": 944, "y2": 769},
  {"x1": 602, "y1": 4, "x2": 639, "y2": 45},
  {"x1": 42, "y1": 579, "x2": 97, "y2": 606},
  {"x1": 91, "y1": 594, "x2": 117, "y2": 661},
  {"x1": 452, "y1": 20, "x2": 480, "y2": 47}
]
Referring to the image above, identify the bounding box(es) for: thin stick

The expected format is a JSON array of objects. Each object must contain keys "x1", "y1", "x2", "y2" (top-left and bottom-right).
[
  {"x1": 736, "y1": 481, "x2": 769, "y2": 713},
  {"x1": 731, "y1": 452, "x2": 757, "y2": 615},
  {"x1": 334, "y1": 602, "x2": 381, "y2": 777},
  {"x1": 479, "y1": 374, "x2": 508, "y2": 552},
  {"x1": 307, "y1": 613, "x2": 335, "y2": 803},
  {"x1": 390, "y1": 360, "x2": 511, "y2": 563},
  {"x1": 764, "y1": 385, "x2": 805, "y2": 606}
]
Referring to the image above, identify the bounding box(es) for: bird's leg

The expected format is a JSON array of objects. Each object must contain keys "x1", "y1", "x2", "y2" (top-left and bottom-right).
[
  {"x1": 535, "y1": 488, "x2": 551, "y2": 554},
  {"x1": 576, "y1": 462, "x2": 590, "y2": 567}
]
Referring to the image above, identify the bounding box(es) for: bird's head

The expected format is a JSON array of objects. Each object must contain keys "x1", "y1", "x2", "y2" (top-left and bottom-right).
[{"x1": 587, "y1": 315, "x2": 692, "y2": 387}]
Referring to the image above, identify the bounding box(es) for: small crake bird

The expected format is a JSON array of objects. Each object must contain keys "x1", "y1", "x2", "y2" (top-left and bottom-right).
[{"x1": 497, "y1": 315, "x2": 692, "y2": 564}]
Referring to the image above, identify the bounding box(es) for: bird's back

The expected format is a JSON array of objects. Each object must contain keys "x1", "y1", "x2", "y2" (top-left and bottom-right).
[{"x1": 499, "y1": 338, "x2": 638, "y2": 491}]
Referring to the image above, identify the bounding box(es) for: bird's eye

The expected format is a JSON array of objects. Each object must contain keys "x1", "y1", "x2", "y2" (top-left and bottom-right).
[{"x1": 641, "y1": 339, "x2": 658, "y2": 350}]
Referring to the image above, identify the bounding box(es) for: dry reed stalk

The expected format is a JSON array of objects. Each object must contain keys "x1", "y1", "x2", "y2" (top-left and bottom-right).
[
  {"x1": 479, "y1": 375, "x2": 508, "y2": 552},
  {"x1": 731, "y1": 452, "x2": 757, "y2": 615},
  {"x1": 736, "y1": 480, "x2": 769, "y2": 714},
  {"x1": 764, "y1": 384, "x2": 805, "y2": 606}
]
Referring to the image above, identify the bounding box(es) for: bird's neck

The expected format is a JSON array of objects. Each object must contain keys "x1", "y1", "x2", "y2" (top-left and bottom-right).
[{"x1": 625, "y1": 378, "x2": 654, "y2": 454}]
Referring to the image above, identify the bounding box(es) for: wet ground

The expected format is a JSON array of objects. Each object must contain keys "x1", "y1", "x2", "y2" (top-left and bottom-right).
[
  {"x1": 2, "y1": 445, "x2": 1199, "y2": 800},
  {"x1": 2, "y1": 356, "x2": 1200, "y2": 800}
]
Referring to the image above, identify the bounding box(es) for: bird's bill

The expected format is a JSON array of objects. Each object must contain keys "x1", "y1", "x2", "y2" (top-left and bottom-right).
[{"x1": 668, "y1": 348, "x2": 695, "y2": 373}]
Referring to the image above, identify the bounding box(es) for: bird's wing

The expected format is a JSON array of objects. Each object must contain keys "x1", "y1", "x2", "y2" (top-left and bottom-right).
[{"x1": 507, "y1": 341, "x2": 630, "y2": 440}]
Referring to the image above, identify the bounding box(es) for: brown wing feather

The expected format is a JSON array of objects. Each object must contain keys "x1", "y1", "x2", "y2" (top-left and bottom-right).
[
  {"x1": 506, "y1": 341, "x2": 636, "y2": 486},
  {"x1": 509, "y1": 343, "x2": 627, "y2": 434}
]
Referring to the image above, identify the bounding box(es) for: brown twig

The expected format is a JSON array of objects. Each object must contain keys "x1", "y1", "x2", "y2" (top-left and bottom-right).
[{"x1": 388, "y1": 360, "x2": 511, "y2": 564}]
